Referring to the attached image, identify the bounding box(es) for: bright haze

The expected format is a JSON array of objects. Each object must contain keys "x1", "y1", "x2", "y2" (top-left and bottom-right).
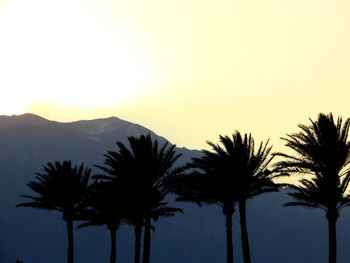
[{"x1": 1, "y1": 0, "x2": 350, "y2": 149}]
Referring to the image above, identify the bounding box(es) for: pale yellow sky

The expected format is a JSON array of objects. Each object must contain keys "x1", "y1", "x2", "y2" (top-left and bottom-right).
[{"x1": 1, "y1": 0, "x2": 350, "y2": 150}]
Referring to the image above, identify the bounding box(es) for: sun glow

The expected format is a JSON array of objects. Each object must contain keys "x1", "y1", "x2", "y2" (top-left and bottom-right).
[{"x1": 0, "y1": 0, "x2": 155, "y2": 114}]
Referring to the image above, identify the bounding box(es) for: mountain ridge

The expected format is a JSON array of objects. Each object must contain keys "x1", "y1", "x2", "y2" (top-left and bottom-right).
[{"x1": 0, "y1": 113, "x2": 196, "y2": 152}]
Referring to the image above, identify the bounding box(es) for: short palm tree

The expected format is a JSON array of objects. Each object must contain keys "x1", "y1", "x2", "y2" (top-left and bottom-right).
[
  {"x1": 78, "y1": 181, "x2": 125, "y2": 263},
  {"x1": 96, "y1": 134, "x2": 183, "y2": 263},
  {"x1": 168, "y1": 132, "x2": 277, "y2": 263},
  {"x1": 275, "y1": 113, "x2": 350, "y2": 263},
  {"x1": 17, "y1": 161, "x2": 91, "y2": 263}
]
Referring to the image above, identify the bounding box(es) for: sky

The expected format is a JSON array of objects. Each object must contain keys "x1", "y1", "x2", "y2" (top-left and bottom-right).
[{"x1": 1, "y1": 0, "x2": 350, "y2": 150}]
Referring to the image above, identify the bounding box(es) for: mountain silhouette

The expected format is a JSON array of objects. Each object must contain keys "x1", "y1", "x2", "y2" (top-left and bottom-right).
[{"x1": 1, "y1": 114, "x2": 350, "y2": 263}]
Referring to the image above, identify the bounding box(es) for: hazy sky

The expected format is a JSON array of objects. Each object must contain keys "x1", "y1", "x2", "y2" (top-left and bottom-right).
[{"x1": 1, "y1": 0, "x2": 350, "y2": 150}]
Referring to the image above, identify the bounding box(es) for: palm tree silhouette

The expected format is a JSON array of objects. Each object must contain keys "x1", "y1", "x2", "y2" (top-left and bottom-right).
[
  {"x1": 96, "y1": 145, "x2": 145, "y2": 263},
  {"x1": 275, "y1": 113, "x2": 350, "y2": 263},
  {"x1": 78, "y1": 181, "x2": 124, "y2": 263},
  {"x1": 217, "y1": 133, "x2": 277, "y2": 263},
  {"x1": 17, "y1": 161, "x2": 91, "y2": 263},
  {"x1": 96, "y1": 134, "x2": 183, "y2": 263},
  {"x1": 168, "y1": 132, "x2": 277, "y2": 263}
]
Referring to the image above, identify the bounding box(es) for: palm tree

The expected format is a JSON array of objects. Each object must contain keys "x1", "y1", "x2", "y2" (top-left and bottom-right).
[
  {"x1": 168, "y1": 132, "x2": 277, "y2": 263},
  {"x1": 78, "y1": 181, "x2": 125, "y2": 263},
  {"x1": 17, "y1": 161, "x2": 91, "y2": 263},
  {"x1": 95, "y1": 140, "x2": 144, "y2": 263},
  {"x1": 275, "y1": 113, "x2": 350, "y2": 263},
  {"x1": 96, "y1": 134, "x2": 183, "y2": 263},
  {"x1": 217, "y1": 133, "x2": 277, "y2": 263}
]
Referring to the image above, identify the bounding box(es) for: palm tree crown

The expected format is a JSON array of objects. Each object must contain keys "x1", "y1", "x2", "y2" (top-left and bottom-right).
[
  {"x1": 96, "y1": 134, "x2": 183, "y2": 222},
  {"x1": 275, "y1": 113, "x2": 350, "y2": 214},
  {"x1": 202, "y1": 133, "x2": 277, "y2": 201},
  {"x1": 17, "y1": 160, "x2": 91, "y2": 221}
]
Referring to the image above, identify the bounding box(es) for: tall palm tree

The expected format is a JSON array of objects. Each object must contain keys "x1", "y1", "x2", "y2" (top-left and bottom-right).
[
  {"x1": 17, "y1": 161, "x2": 91, "y2": 263},
  {"x1": 95, "y1": 140, "x2": 144, "y2": 263},
  {"x1": 168, "y1": 132, "x2": 277, "y2": 263},
  {"x1": 96, "y1": 134, "x2": 183, "y2": 263},
  {"x1": 78, "y1": 181, "x2": 125, "y2": 263},
  {"x1": 217, "y1": 133, "x2": 277, "y2": 263},
  {"x1": 275, "y1": 113, "x2": 350, "y2": 263}
]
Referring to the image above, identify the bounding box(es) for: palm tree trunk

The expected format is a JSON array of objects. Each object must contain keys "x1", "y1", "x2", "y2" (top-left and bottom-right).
[
  {"x1": 134, "y1": 223, "x2": 142, "y2": 263},
  {"x1": 225, "y1": 212, "x2": 234, "y2": 263},
  {"x1": 66, "y1": 220, "x2": 74, "y2": 263},
  {"x1": 239, "y1": 200, "x2": 251, "y2": 263},
  {"x1": 328, "y1": 215, "x2": 337, "y2": 263},
  {"x1": 142, "y1": 216, "x2": 151, "y2": 263},
  {"x1": 110, "y1": 227, "x2": 117, "y2": 263}
]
